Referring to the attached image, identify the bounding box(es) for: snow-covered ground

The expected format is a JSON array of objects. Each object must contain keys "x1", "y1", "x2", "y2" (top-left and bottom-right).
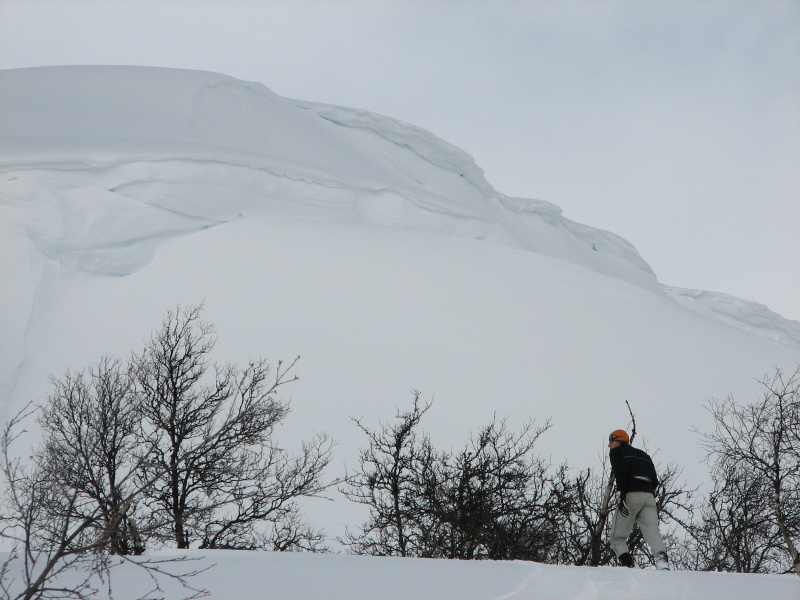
[
  {"x1": 1, "y1": 66, "x2": 799, "y2": 596},
  {"x1": 2, "y1": 550, "x2": 798, "y2": 600}
]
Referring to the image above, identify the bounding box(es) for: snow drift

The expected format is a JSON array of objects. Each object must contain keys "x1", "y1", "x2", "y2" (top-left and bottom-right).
[
  {"x1": 0, "y1": 66, "x2": 662, "y2": 288},
  {"x1": 0, "y1": 67, "x2": 799, "y2": 593}
]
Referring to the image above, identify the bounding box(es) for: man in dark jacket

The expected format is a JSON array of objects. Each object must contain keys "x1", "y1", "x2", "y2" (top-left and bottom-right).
[{"x1": 608, "y1": 429, "x2": 670, "y2": 570}]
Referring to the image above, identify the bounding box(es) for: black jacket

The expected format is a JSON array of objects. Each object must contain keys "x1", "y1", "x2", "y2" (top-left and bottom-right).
[{"x1": 609, "y1": 443, "x2": 659, "y2": 496}]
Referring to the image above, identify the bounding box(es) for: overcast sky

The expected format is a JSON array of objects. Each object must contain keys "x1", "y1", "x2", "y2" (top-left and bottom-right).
[{"x1": 2, "y1": 0, "x2": 798, "y2": 320}]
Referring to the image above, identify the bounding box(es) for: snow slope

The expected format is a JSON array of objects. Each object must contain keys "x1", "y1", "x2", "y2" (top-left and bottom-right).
[
  {"x1": 665, "y1": 286, "x2": 800, "y2": 347},
  {"x1": 2, "y1": 550, "x2": 799, "y2": 600},
  {"x1": 1, "y1": 66, "x2": 799, "y2": 588}
]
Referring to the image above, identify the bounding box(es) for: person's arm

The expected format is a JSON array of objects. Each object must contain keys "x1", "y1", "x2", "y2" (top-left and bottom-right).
[
  {"x1": 609, "y1": 447, "x2": 629, "y2": 493},
  {"x1": 649, "y1": 457, "x2": 659, "y2": 490}
]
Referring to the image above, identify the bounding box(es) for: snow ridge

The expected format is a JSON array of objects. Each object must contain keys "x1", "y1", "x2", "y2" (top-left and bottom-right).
[
  {"x1": 665, "y1": 287, "x2": 800, "y2": 347},
  {"x1": 0, "y1": 66, "x2": 659, "y2": 289},
  {"x1": 1, "y1": 64, "x2": 798, "y2": 354},
  {"x1": 293, "y1": 99, "x2": 497, "y2": 198}
]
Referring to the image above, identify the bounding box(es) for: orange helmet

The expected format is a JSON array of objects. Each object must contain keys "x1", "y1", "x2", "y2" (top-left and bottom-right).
[{"x1": 609, "y1": 429, "x2": 629, "y2": 443}]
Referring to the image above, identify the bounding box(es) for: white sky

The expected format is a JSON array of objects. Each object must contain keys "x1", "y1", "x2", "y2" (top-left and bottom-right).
[{"x1": 1, "y1": 0, "x2": 798, "y2": 320}]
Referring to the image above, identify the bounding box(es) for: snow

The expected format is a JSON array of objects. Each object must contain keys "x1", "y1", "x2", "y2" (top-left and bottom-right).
[
  {"x1": 1, "y1": 550, "x2": 798, "y2": 600},
  {"x1": 664, "y1": 286, "x2": 800, "y2": 347},
  {"x1": 1, "y1": 65, "x2": 799, "y2": 597}
]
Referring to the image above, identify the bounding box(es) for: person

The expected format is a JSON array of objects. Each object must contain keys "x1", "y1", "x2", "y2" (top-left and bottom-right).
[{"x1": 607, "y1": 429, "x2": 670, "y2": 570}]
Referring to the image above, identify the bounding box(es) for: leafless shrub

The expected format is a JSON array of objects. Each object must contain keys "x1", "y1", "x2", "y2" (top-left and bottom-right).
[{"x1": 694, "y1": 365, "x2": 800, "y2": 576}]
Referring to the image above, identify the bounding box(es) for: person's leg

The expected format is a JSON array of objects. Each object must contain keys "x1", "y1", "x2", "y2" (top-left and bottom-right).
[
  {"x1": 610, "y1": 492, "x2": 646, "y2": 558},
  {"x1": 635, "y1": 493, "x2": 667, "y2": 555}
]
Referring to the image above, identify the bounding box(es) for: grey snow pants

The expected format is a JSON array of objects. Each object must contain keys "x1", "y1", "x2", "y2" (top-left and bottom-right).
[{"x1": 610, "y1": 490, "x2": 667, "y2": 557}]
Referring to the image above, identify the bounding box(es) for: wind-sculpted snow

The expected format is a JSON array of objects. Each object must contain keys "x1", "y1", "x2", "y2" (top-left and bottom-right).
[
  {"x1": 497, "y1": 195, "x2": 656, "y2": 282},
  {"x1": 665, "y1": 287, "x2": 800, "y2": 346},
  {"x1": 1, "y1": 64, "x2": 799, "y2": 540},
  {"x1": 293, "y1": 99, "x2": 497, "y2": 198},
  {"x1": 0, "y1": 66, "x2": 659, "y2": 288}
]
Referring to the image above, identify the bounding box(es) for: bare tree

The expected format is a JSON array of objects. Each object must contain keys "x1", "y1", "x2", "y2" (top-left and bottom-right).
[
  {"x1": 344, "y1": 397, "x2": 557, "y2": 561},
  {"x1": 341, "y1": 392, "x2": 432, "y2": 557},
  {"x1": 416, "y1": 417, "x2": 555, "y2": 561},
  {"x1": 198, "y1": 432, "x2": 334, "y2": 551},
  {"x1": 36, "y1": 356, "x2": 145, "y2": 555},
  {"x1": 0, "y1": 408, "x2": 207, "y2": 600},
  {"x1": 0, "y1": 302, "x2": 335, "y2": 598},
  {"x1": 257, "y1": 511, "x2": 329, "y2": 552},
  {"x1": 132, "y1": 304, "x2": 333, "y2": 550},
  {"x1": 698, "y1": 365, "x2": 800, "y2": 576},
  {"x1": 680, "y1": 461, "x2": 784, "y2": 572},
  {"x1": 547, "y1": 462, "x2": 617, "y2": 566},
  {"x1": 1, "y1": 406, "x2": 101, "y2": 600}
]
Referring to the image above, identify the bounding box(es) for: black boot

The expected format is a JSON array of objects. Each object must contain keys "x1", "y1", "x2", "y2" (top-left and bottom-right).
[{"x1": 617, "y1": 552, "x2": 635, "y2": 568}]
